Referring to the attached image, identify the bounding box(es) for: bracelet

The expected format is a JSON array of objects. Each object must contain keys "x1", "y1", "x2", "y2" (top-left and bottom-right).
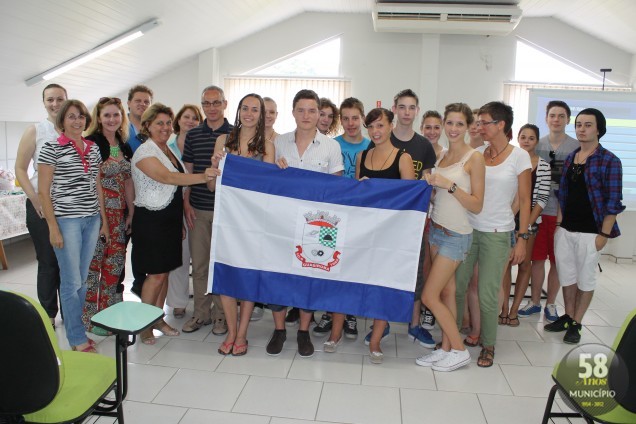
[
  {"x1": 555, "y1": 222, "x2": 561, "y2": 226},
  {"x1": 599, "y1": 231, "x2": 611, "y2": 238}
]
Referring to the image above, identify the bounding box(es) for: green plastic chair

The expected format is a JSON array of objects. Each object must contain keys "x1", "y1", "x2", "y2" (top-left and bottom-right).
[
  {"x1": 542, "y1": 308, "x2": 636, "y2": 423},
  {"x1": 0, "y1": 290, "x2": 121, "y2": 423}
]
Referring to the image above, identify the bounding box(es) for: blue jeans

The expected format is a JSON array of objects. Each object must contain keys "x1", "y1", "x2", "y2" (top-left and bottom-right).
[{"x1": 54, "y1": 214, "x2": 101, "y2": 346}]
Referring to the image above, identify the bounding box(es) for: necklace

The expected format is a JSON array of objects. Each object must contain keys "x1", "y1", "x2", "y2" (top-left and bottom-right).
[
  {"x1": 487, "y1": 143, "x2": 509, "y2": 163},
  {"x1": 575, "y1": 147, "x2": 598, "y2": 164},
  {"x1": 109, "y1": 145, "x2": 120, "y2": 158},
  {"x1": 371, "y1": 147, "x2": 395, "y2": 170}
]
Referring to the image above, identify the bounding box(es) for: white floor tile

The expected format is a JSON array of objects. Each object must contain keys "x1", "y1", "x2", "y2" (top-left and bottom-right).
[
  {"x1": 217, "y1": 345, "x2": 296, "y2": 378},
  {"x1": 518, "y1": 341, "x2": 574, "y2": 367},
  {"x1": 362, "y1": 355, "x2": 436, "y2": 390},
  {"x1": 125, "y1": 363, "x2": 179, "y2": 402},
  {"x1": 478, "y1": 394, "x2": 551, "y2": 424},
  {"x1": 288, "y1": 351, "x2": 362, "y2": 384},
  {"x1": 435, "y1": 362, "x2": 513, "y2": 395},
  {"x1": 401, "y1": 388, "x2": 486, "y2": 424},
  {"x1": 500, "y1": 364, "x2": 555, "y2": 397},
  {"x1": 594, "y1": 308, "x2": 633, "y2": 327},
  {"x1": 586, "y1": 325, "x2": 621, "y2": 346},
  {"x1": 316, "y1": 382, "x2": 401, "y2": 424},
  {"x1": 118, "y1": 401, "x2": 187, "y2": 424},
  {"x1": 270, "y1": 418, "x2": 344, "y2": 424},
  {"x1": 233, "y1": 375, "x2": 322, "y2": 420},
  {"x1": 153, "y1": 368, "x2": 248, "y2": 410},
  {"x1": 148, "y1": 338, "x2": 223, "y2": 371},
  {"x1": 180, "y1": 408, "x2": 271, "y2": 424}
]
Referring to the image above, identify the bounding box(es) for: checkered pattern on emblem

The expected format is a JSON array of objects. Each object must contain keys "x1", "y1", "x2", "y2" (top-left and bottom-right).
[{"x1": 319, "y1": 227, "x2": 337, "y2": 248}]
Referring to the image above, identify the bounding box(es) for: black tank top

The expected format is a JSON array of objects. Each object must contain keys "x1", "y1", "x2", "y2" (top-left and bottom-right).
[{"x1": 359, "y1": 149, "x2": 403, "y2": 180}]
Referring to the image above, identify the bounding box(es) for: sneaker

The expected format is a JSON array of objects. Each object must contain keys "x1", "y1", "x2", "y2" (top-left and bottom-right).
[
  {"x1": 369, "y1": 351, "x2": 384, "y2": 364},
  {"x1": 518, "y1": 302, "x2": 541, "y2": 317},
  {"x1": 415, "y1": 349, "x2": 448, "y2": 367},
  {"x1": 297, "y1": 330, "x2": 314, "y2": 357},
  {"x1": 312, "y1": 313, "x2": 333, "y2": 336},
  {"x1": 323, "y1": 337, "x2": 341, "y2": 353},
  {"x1": 344, "y1": 315, "x2": 358, "y2": 339},
  {"x1": 251, "y1": 304, "x2": 264, "y2": 321},
  {"x1": 544, "y1": 304, "x2": 560, "y2": 323},
  {"x1": 212, "y1": 317, "x2": 228, "y2": 336},
  {"x1": 432, "y1": 348, "x2": 471, "y2": 372},
  {"x1": 364, "y1": 323, "x2": 390, "y2": 346},
  {"x1": 563, "y1": 321, "x2": 582, "y2": 344},
  {"x1": 420, "y1": 307, "x2": 436, "y2": 330},
  {"x1": 266, "y1": 329, "x2": 287, "y2": 356},
  {"x1": 544, "y1": 314, "x2": 572, "y2": 332},
  {"x1": 408, "y1": 325, "x2": 436, "y2": 348},
  {"x1": 182, "y1": 317, "x2": 212, "y2": 333},
  {"x1": 285, "y1": 307, "x2": 300, "y2": 326}
]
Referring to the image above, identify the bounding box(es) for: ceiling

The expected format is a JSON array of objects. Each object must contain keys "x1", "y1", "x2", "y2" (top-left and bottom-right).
[{"x1": 1, "y1": 0, "x2": 634, "y2": 121}]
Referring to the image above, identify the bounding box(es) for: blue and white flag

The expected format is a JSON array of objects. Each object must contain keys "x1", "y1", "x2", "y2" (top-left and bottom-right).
[{"x1": 207, "y1": 154, "x2": 432, "y2": 322}]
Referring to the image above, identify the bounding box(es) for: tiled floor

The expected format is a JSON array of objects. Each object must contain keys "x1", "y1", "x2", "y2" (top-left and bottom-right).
[{"x1": 1, "y1": 239, "x2": 633, "y2": 424}]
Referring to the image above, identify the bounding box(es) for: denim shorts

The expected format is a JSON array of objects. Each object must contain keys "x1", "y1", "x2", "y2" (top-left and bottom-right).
[{"x1": 428, "y1": 222, "x2": 473, "y2": 262}]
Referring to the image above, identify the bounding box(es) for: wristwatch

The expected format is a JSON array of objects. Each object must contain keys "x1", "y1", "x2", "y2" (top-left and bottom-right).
[
  {"x1": 517, "y1": 232, "x2": 530, "y2": 240},
  {"x1": 448, "y1": 183, "x2": 457, "y2": 194}
]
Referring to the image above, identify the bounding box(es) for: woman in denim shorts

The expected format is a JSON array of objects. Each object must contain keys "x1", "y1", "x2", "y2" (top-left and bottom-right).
[{"x1": 417, "y1": 103, "x2": 485, "y2": 372}]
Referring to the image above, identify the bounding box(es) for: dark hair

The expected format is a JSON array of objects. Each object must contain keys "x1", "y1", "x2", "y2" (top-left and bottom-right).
[
  {"x1": 319, "y1": 98, "x2": 340, "y2": 136},
  {"x1": 576, "y1": 108, "x2": 607, "y2": 139},
  {"x1": 518, "y1": 123, "x2": 540, "y2": 140},
  {"x1": 364, "y1": 108, "x2": 394, "y2": 127},
  {"x1": 140, "y1": 103, "x2": 174, "y2": 137},
  {"x1": 479, "y1": 101, "x2": 514, "y2": 134},
  {"x1": 226, "y1": 94, "x2": 267, "y2": 155},
  {"x1": 393, "y1": 89, "x2": 419, "y2": 106},
  {"x1": 127, "y1": 84, "x2": 153, "y2": 102},
  {"x1": 340, "y1": 97, "x2": 365, "y2": 117},
  {"x1": 56, "y1": 100, "x2": 92, "y2": 133},
  {"x1": 422, "y1": 110, "x2": 442, "y2": 122},
  {"x1": 443, "y1": 103, "x2": 474, "y2": 126},
  {"x1": 293, "y1": 89, "x2": 320, "y2": 109},
  {"x1": 546, "y1": 100, "x2": 571, "y2": 118},
  {"x1": 42, "y1": 83, "x2": 67, "y2": 101},
  {"x1": 173, "y1": 104, "x2": 203, "y2": 134}
]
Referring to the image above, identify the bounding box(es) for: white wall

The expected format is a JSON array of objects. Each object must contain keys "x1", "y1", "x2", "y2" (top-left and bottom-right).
[{"x1": 0, "y1": 121, "x2": 35, "y2": 183}]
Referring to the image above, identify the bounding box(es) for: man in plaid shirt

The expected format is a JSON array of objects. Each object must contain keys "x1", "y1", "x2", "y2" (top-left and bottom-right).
[{"x1": 545, "y1": 108, "x2": 625, "y2": 344}]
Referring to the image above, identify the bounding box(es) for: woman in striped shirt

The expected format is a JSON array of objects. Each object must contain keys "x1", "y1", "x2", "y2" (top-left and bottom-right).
[
  {"x1": 39, "y1": 99, "x2": 109, "y2": 353},
  {"x1": 503, "y1": 124, "x2": 551, "y2": 326}
]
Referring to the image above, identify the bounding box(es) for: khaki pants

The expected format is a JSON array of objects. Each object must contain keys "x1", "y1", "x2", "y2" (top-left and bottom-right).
[{"x1": 188, "y1": 208, "x2": 223, "y2": 321}]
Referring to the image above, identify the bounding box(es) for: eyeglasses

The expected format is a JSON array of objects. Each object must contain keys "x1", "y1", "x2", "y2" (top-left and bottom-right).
[
  {"x1": 98, "y1": 97, "x2": 122, "y2": 105},
  {"x1": 475, "y1": 120, "x2": 499, "y2": 128},
  {"x1": 201, "y1": 100, "x2": 224, "y2": 108},
  {"x1": 66, "y1": 114, "x2": 87, "y2": 121}
]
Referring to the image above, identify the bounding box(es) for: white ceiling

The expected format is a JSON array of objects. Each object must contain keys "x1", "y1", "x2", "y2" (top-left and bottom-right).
[{"x1": 1, "y1": 0, "x2": 634, "y2": 122}]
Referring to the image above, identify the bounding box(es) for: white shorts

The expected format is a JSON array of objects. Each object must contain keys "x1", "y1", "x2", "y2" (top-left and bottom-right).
[{"x1": 554, "y1": 229, "x2": 601, "y2": 291}]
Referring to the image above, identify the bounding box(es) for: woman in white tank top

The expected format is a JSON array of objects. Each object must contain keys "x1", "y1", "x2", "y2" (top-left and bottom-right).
[{"x1": 417, "y1": 103, "x2": 485, "y2": 372}]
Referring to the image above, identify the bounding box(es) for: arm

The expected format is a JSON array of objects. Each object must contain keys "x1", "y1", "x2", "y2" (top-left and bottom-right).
[
  {"x1": 510, "y1": 169, "x2": 531, "y2": 265},
  {"x1": 96, "y1": 172, "x2": 109, "y2": 243},
  {"x1": 182, "y1": 161, "x2": 195, "y2": 230},
  {"x1": 263, "y1": 140, "x2": 275, "y2": 164},
  {"x1": 124, "y1": 176, "x2": 135, "y2": 234},
  {"x1": 206, "y1": 141, "x2": 226, "y2": 191},
  {"x1": 399, "y1": 152, "x2": 416, "y2": 180},
  {"x1": 37, "y1": 164, "x2": 63, "y2": 248},
  {"x1": 355, "y1": 151, "x2": 362, "y2": 180},
  {"x1": 136, "y1": 157, "x2": 208, "y2": 187},
  {"x1": 14, "y1": 125, "x2": 41, "y2": 215}
]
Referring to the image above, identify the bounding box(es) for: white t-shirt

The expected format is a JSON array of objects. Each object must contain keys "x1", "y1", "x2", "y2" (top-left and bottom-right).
[
  {"x1": 468, "y1": 145, "x2": 531, "y2": 232},
  {"x1": 275, "y1": 130, "x2": 344, "y2": 175}
]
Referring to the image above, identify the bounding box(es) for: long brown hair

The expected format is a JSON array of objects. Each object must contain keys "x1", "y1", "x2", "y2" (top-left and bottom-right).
[{"x1": 225, "y1": 94, "x2": 266, "y2": 155}]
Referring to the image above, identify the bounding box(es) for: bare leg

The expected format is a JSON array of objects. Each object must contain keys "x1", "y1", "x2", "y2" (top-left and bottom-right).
[
  {"x1": 328, "y1": 312, "x2": 345, "y2": 343},
  {"x1": 546, "y1": 263, "x2": 560, "y2": 305},
  {"x1": 510, "y1": 236, "x2": 536, "y2": 317},
  {"x1": 235, "y1": 300, "x2": 254, "y2": 353},
  {"x1": 466, "y1": 264, "x2": 480, "y2": 340},
  {"x1": 573, "y1": 289, "x2": 594, "y2": 323},
  {"x1": 562, "y1": 285, "x2": 577, "y2": 317},
  {"x1": 220, "y1": 295, "x2": 238, "y2": 348},
  {"x1": 530, "y1": 260, "x2": 546, "y2": 305},
  {"x1": 499, "y1": 262, "x2": 512, "y2": 321},
  {"x1": 369, "y1": 319, "x2": 387, "y2": 353},
  {"x1": 299, "y1": 310, "x2": 313, "y2": 332},
  {"x1": 272, "y1": 309, "x2": 286, "y2": 330}
]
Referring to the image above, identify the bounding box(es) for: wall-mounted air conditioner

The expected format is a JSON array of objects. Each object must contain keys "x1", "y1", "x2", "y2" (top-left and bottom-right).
[{"x1": 372, "y1": 2, "x2": 522, "y2": 36}]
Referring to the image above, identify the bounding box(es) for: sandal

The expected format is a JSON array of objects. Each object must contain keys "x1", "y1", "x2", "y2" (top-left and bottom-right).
[
  {"x1": 477, "y1": 346, "x2": 495, "y2": 368},
  {"x1": 232, "y1": 340, "x2": 249, "y2": 357},
  {"x1": 498, "y1": 314, "x2": 509, "y2": 325},
  {"x1": 463, "y1": 335, "x2": 480, "y2": 347},
  {"x1": 218, "y1": 341, "x2": 234, "y2": 355},
  {"x1": 72, "y1": 343, "x2": 97, "y2": 353},
  {"x1": 173, "y1": 308, "x2": 186, "y2": 319},
  {"x1": 141, "y1": 329, "x2": 156, "y2": 345},
  {"x1": 154, "y1": 322, "x2": 180, "y2": 337},
  {"x1": 508, "y1": 316, "x2": 520, "y2": 327}
]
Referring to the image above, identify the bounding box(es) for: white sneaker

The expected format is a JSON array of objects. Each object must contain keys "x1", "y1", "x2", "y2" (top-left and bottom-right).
[
  {"x1": 432, "y1": 349, "x2": 470, "y2": 372},
  {"x1": 415, "y1": 349, "x2": 448, "y2": 367},
  {"x1": 323, "y1": 338, "x2": 341, "y2": 353}
]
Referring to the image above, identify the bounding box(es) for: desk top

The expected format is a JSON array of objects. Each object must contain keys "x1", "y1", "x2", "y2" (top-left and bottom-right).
[
  {"x1": 91, "y1": 301, "x2": 164, "y2": 335},
  {"x1": 0, "y1": 192, "x2": 27, "y2": 240}
]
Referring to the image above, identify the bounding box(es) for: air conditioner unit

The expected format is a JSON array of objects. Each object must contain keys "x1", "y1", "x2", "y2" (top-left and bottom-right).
[{"x1": 372, "y1": 2, "x2": 522, "y2": 36}]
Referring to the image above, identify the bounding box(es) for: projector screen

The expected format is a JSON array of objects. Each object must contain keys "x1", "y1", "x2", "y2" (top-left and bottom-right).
[{"x1": 528, "y1": 89, "x2": 636, "y2": 210}]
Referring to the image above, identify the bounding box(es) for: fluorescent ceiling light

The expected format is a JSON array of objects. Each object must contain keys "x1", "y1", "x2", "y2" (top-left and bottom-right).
[{"x1": 25, "y1": 19, "x2": 160, "y2": 86}]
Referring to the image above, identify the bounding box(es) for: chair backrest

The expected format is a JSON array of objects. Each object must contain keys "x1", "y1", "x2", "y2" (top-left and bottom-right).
[
  {"x1": 0, "y1": 291, "x2": 62, "y2": 415},
  {"x1": 610, "y1": 308, "x2": 636, "y2": 413}
]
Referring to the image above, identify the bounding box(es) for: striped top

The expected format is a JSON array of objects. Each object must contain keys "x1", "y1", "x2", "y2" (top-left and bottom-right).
[
  {"x1": 533, "y1": 157, "x2": 551, "y2": 222},
  {"x1": 38, "y1": 134, "x2": 102, "y2": 218},
  {"x1": 182, "y1": 118, "x2": 233, "y2": 211}
]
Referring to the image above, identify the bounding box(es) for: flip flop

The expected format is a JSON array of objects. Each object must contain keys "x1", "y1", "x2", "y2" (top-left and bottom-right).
[
  {"x1": 508, "y1": 316, "x2": 520, "y2": 327},
  {"x1": 232, "y1": 340, "x2": 249, "y2": 356},
  {"x1": 463, "y1": 335, "x2": 480, "y2": 347},
  {"x1": 218, "y1": 341, "x2": 234, "y2": 355},
  {"x1": 154, "y1": 322, "x2": 180, "y2": 337},
  {"x1": 498, "y1": 314, "x2": 509, "y2": 325}
]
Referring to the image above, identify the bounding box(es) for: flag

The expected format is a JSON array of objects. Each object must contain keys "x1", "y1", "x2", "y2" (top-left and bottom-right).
[{"x1": 207, "y1": 154, "x2": 432, "y2": 322}]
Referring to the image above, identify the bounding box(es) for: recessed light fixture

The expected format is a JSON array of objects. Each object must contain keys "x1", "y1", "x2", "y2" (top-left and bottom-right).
[{"x1": 25, "y1": 19, "x2": 160, "y2": 86}]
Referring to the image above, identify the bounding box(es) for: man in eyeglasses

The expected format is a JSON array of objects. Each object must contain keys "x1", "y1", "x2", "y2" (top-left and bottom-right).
[
  {"x1": 181, "y1": 85, "x2": 233, "y2": 335},
  {"x1": 126, "y1": 85, "x2": 153, "y2": 153},
  {"x1": 546, "y1": 108, "x2": 624, "y2": 343},
  {"x1": 521, "y1": 101, "x2": 579, "y2": 323}
]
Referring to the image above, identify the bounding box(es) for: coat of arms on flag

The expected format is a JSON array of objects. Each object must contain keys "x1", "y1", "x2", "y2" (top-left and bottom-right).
[{"x1": 294, "y1": 209, "x2": 345, "y2": 272}]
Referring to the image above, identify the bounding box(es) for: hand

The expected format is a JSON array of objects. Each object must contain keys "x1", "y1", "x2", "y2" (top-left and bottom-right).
[
  {"x1": 425, "y1": 173, "x2": 452, "y2": 190},
  {"x1": 509, "y1": 240, "x2": 526, "y2": 266},
  {"x1": 358, "y1": 176, "x2": 369, "y2": 181},
  {"x1": 595, "y1": 235, "x2": 608, "y2": 252},
  {"x1": 49, "y1": 227, "x2": 63, "y2": 249},
  {"x1": 183, "y1": 198, "x2": 196, "y2": 231},
  {"x1": 125, "y1": 214, "x2": 133, "y2": 235},
  {"x1": 204, "y1": 167, "x2": 221, "y2": 181},
  {"x1": 31, "y1": 198, "x2": 45, "y2": 218},
  {"x1": 99, "y1": 223, "x2": 110, "y2": 244},
  {"x1": 276, "y1": 157, "x2": 288, "y2": 169},
  {"x1": 211, "y1": 151, "x2": 226, "y2": 168},
  {"x1": 182, "y1": 225, "x2": 187, "y2": 241}
]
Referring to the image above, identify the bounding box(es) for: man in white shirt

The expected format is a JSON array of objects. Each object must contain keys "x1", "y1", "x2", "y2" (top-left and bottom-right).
[{"x1": 267, "y1": 89, "x2": 343, "y2": 358}]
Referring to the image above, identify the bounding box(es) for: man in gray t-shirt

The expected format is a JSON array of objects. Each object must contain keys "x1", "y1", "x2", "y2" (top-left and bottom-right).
[{"x1": 519, "y1": 101, "x2": 579, "y2": 323}]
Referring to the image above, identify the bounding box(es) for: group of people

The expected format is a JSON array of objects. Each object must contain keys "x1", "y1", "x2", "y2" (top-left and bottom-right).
[{"x1": 15, "y1": 82, "x2": 624, "y2": 372}]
